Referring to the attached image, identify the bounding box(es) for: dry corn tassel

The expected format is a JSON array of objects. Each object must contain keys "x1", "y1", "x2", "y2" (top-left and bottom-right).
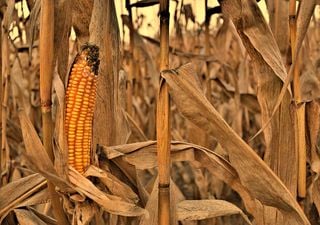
[{"x1": 65, "y1": 44, "x2": 100, "y2": 174}]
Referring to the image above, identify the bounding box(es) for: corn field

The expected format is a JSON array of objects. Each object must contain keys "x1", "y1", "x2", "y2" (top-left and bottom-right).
[{"x1": 0, "y1": 0, "x2": 319, "y2": 224}]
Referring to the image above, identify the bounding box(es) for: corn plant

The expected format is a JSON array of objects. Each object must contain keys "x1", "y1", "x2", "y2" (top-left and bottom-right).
[{"x1": 0, "y1": 1, "x2": 319, "y2": 225}]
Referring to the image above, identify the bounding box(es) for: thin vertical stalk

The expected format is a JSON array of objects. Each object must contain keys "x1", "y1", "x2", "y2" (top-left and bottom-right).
[
  {"x1": 289, "y1": 0, "x2": 306, "y2": 198},
  {"x1": 203, "y1": 0, "x2": 212, "y2": 150},
  {"x1": 1, "y1": 23, "x2": 8, "y2": 186},
  {"x1": 157, "y1": 0, "x2": 170, "y2": 224},
  {"x1": 126, "y1": 0, "x2": 134, "y2": 116},
  {"x1": 0, "y1": 16, "x2": 2, "y2": 186},
  {"x1": 40, "y1": 0, "x2": 54, "y2": 162},
  {"x1": 204, "y1": 0, "x2": 211, "y2": 102},
  {"x1": 40, "y1": 0, "x2": 68, "y2": 224}
]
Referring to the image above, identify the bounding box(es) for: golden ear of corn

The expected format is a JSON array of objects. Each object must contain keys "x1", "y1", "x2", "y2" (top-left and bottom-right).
[{"x1": 65, "y1": 44, "x2": 100, "y2": 174}]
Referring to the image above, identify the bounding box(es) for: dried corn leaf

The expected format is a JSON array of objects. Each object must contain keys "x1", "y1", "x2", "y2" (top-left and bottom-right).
[
  {"x1": 177, "y1": 200, "x2": 251, "y2": 224},
  {"x1": 300, "y1": 70, "x2": 320, "y2": 102},
  {"x1": 139, "y1": 178, "x2": 158, "y2": 225},
  {"x1": 90, "y1": 0, "x2": 129, "y2": 146},
  {"x1": 259, "y1": 0, "x2": 317, "y2": 132},
  {"x1": 102, "y1": 141, "x2": 259, "y2": 219},
  {"x1": 139, "y1": 178, "x2": 181, "y2": 225},
  {"x1": 54, "y1": 0, "x2": 72, "y2": 82},
  {"x1": 105, "y1": 141, "x2": 155, "y2": 159},
  {"x1": 28, "y1": 207, "x2": 57, "y2": 225},
  {"x1": 19, "y1": 111, "x2": 70, "y2": 191},
  {"x1": 52, "y1": 71, "x2": 68, "y2": 179},
  {"x1": 74, "y1": 202, "x2": 97, "y2": 225},
  {"x1": 272, "y1": 0, "x2": 289, "y2": 55},
  {"x1": 123, "y1": 147, "x2": 193, "y2": 170},
  {"x1": 220, "y1": 0, "x2": 288, "y2": 84},
  {"x1": 272, "y1": 0, "x2": 317, "y2": 108},
  {"x1": 296, "y1": 1, "x2": 316, "y2": 59},
  {"x1": 85, "y1": 165, "x2": 139, "y2": 203},
  {"x1": 219, "y1": 1, "x2": 301, "y2": 224},
  {"x1": 20, "y1": 109, "x2": 145, "y2": 217},
  {"x1": 72, "y1": 0, "x2": 93, "y2": 44},
  {"x1": 16, "y1": 189, "x2": 50, "y2": 210},
  {"x1": 3, "y1": 0, "x2": 15, "y2": 28},
  {"x1": 126, "y1": 112, "x2": 148, "y2": 142},
  {"x1": 313, "y1": 179, "x2": 320, "y2": 215},
  {"x1": 28, "y1": 0, "x2": 40, "y2": 56},
  {"x1": 306, "y1": 101, "x2": 320, "y2": 168},
  {"x1": 213, "y1": 77, "x2": 260, "y2": 113},
  {"x1": 161, "y1": 63, "x2": 309, "y2": 225},
  {"x1": 0, "y1": 173, "x2": 46, "y2": 220},
  {"x1": 68, "y1": 167, "x2": 146, "y2": 217},
  {"x1": 133, "y1": 32, "x2": 159, "y2": 90},
  {"x1": 14, "y1": 209, "x2": 48, "y2": 225}
]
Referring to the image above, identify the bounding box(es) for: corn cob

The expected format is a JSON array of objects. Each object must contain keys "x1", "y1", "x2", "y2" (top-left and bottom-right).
[{"x1": 65, "y1": 44, "x2": 99, "y2": 174}]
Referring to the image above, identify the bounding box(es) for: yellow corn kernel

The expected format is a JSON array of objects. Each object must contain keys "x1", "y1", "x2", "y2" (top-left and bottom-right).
[{"x1": 65, "y1": 44, "x2": 99, "y2": 174}]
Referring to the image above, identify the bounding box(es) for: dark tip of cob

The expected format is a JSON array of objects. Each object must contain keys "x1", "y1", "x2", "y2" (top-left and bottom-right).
[{"x1": 81, "y1": 43, "x2": 100, "y2": 75}]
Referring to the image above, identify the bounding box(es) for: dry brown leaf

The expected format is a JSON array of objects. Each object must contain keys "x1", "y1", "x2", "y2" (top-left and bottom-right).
[
  {"x1": 19, "y1": 111, "x2": 70, "y2": 191},
  {"x1": 11, "y1": 59, "x2": 30, "y2": 115},
  {"x1": 53, "y1": 72, "x2": 68, "y2": 180},
  {"x1": 68, "y1": 167, "x2": 146, "y2": 217},
  {"x1": 74, "y1": 202, "x2": 97, "y2": 225},
  {"x1": 218, "y1": 1, "x2": 301, "y2": 224},
  {"x1": 312, "y1": 178, "x2": 320, "y2": 215},
  {"x1": 271, "y1": 0, "x2": 317, "y2": 112},
  {"x1": 15, "y1": 188, "x2": 50, "y2": 210},
  {"x1": 14, "y1": 208, "x2": 48, "y2": 225},
  {"x1": 220, "y1": 0, "x2": 288, "y2": 84},
  {"x1": 105, "y1": 141, "x2": 155, "y2": 159},
  {"x1": 28, "y1": 0, "x2": 40, "y2": 59},
  {"x1": 126, "y1": 112, "x2": 148, "y2": 142},
  {"x1": 254, "y1": 0, "x2": 317, "y2": 137},
  {"x1": 72, "y1": 0, "x2": 93, "y2": 44},
  {"x1": 139, "y1": 178, "x2": 180, "y2": 225},
  {"x1": 84, "y1": 165, "x2": 139, "y2": 203},
  {"x1": 89, "y1": 0, "x2": 129, "y2": 147},
  {"x1": 54, "y1": 0, "x2": 72, "y2": 82},
  {"x1": 300, "y1": 70, "x2": 320, "y2": 102},
  {"x1": 28, "y1": 207, "x2": 57, "y2": 225},
  {"x1": 307, "y1": 101, "x2": 320, "y2": 159},
  {"x1": 161, "y1": 63, "x2": 309, "y2": 225},
  {"x1": 102, "y1": 141, "x2": 259, "y2": 219},
  {"x1": 176, "y1": 200, "x2": 251, "y2": 224},
  {"x1": 0, "y1": 173, "x2": 46, "y2": 220},
  {"x1": 213, "y1": 19, "x2": 234, "y2": 62},
  {"x1": 133, "y1": 32, "x2": 159, "y2": 90},
  {"x1": 213, "y1": 77, "x2": 260, "y2": 113},
  {"x1": 296, "y1": 1, "x2": 316, "y2": 60},
  {"x1": 271, "y1": 0, "x2": 289, "y2": 55},
  {"x1": 220, "y1": 0, "x2": 294, "y2": 145}
]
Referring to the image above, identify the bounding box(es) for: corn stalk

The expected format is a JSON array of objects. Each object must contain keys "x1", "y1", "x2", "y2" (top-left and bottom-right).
[
  {"x1": 39, "y1": 0, "x2": 68, "y2": 224},
  {"x1": 126, "y1": 0, "x2": 134, "y2": 116},
  {"x1": 0, "y1": 11, "x2": 2, "y2": 186},
  {"x1": 204, "y1": 0, "x2": 211, "y2": 102},
  {"x1": 157, "y1": 0, "x2": 171, "y2": 224},
  {"x1": 289, "y1": 0, "x2": 306, "y2": 198},
  {"x1": 1, "y1": 13, "x2": 9, "y2": 186}
]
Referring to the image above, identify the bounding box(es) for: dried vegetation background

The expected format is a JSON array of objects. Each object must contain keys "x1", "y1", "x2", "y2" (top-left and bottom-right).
[{"x1": 0, "y1": 0, "x2": 320, "y2": 225}]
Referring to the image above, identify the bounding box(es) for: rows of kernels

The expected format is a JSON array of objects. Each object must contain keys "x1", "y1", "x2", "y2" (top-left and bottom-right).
[{"x1": 65, "y1": 56, "x2": 98, "y2": 174}]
